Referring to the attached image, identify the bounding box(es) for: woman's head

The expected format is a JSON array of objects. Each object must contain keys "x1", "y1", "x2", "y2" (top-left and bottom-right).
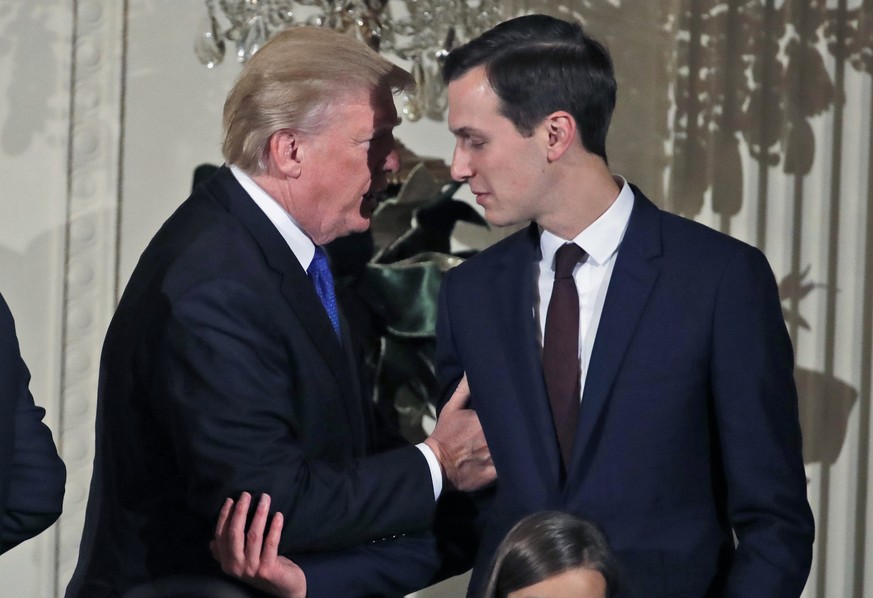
[{"x1": 483, "y1": 511, "x2": 619, "y2": 598}]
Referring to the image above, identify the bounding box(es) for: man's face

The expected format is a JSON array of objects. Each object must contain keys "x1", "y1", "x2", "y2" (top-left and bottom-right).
[
  {"x1": 447, "y1": 66, "x2": 549, "y2": 228},
  {"x1": 299, "y1": 88, "x2": 400, "y2": 245}
]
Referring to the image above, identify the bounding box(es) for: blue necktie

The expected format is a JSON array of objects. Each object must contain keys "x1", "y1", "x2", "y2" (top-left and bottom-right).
[{"x1": 308, "y1": 246, "x2": 341, "y2": 340}]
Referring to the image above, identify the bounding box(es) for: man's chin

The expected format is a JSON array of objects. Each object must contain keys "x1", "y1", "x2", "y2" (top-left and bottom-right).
[
  {"x1": 351, "y1": 214, "x2": 372, "y2": 232},
  {"x1": 482, "y1": 208, "x2": 513, "y2": 228}
]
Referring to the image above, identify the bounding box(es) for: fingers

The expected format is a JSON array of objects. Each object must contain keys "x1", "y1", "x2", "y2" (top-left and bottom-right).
[
  {"x1": 477, "y1": 450, "x2": 497, "y2": 488},
  {"x1": 213, "y1": 492, "x2": 280, "y2": 578},
  {"x1": 244, "y1": 493, "x2": 271, "y2": 568},
  {"x1": 212, "y1": 497, "x2": 234, "y2": 562},
  {"x1": 215, "y1": 496, "x2": 233, "y2": 538},
  {"x1": 441, "y1": 373, "x2": 470, "y2": 413},
  {"x1": 228, "y1": 491, "x2": 252, "y2": 569},
  {"x1": 213, "y1": 491, "x2": 259, "y2": 576},
  {"x1": 260, "y1": 511, "x2": 284, "y2": 568},
  {"x1": 212, "y1": 492, "x2": 299, "y2": 596}
]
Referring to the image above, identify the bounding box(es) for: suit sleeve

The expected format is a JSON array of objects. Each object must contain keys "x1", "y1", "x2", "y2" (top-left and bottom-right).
[
  {"x1": 153, "y1": 277, "x2": 435, "y2": 555},
  {"x1": 294, "y1": 487, "x2": 483, "y2": 597},
  {"x1": 430, "y1": 270, "x2": 492, "y2": 572},
  {"x1": 710, "y1": 246, "x2": 814, "y2": 595},
  {"x1": 294, "y1": 532, "x2": 447, "y2": 597},
  {"x1": 0, "y1": 295, "x2": 66, "y2": 555},
  {"x1": 435, "y1": 269, "x2": 467, "y2": 407}
]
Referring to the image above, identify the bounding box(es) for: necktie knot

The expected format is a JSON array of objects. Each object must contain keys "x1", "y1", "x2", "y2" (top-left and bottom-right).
[
  {"x1": 308, "y1": 247, "x2": 341, "y2": 340},
  {"x1": 308, "y1": 246, "x2": 330, "y2": 278},
  {"x1": 554, "y1": 243, "x2": 585, "y2": 279}
]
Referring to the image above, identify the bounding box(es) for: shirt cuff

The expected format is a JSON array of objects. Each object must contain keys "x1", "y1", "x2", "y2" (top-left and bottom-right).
[{"x1": 415, "y1": 442, "x2": 443, "y2": 500}]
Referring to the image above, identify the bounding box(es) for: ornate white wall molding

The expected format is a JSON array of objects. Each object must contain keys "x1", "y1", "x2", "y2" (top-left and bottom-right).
[{"x1": 57, "y1": 0, "x2": 126, "y2": 592}]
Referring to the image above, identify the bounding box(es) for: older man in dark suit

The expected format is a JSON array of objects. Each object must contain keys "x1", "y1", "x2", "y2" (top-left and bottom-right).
[
  {"x1": 65, "y1": 27, "x2": 493, "y2": 598},
  {"x1": 0, "y1": 291, "x2": 65, "y2": 555}
]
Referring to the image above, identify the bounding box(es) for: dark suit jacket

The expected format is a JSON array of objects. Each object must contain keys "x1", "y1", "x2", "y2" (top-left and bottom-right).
[
  {"x1": 66, "y1": 166, "x2": 445, "y2": 597},
  {"x1": 0, "y1": 292, "x2": 65, "y2": 554},
  {"x1": 435, "y1": 186, "x2": 814, "y2": 597}
]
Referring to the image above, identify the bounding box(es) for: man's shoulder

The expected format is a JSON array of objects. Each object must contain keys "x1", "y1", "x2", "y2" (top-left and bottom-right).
[
  {"x1": 659, "y1": 210, "x2": 763, "y2": 271},
  {"x1": 452, "y1": 225, "x2": 533, "y2": 273},
  {"x1": 629, "y1": 186, "x2": 760, "y2": 262},
  {"x1": 119, "y1": 183, "x2": 276, "y2": 313},
  {"x1": 0, "y1": 293, "x2": 15, "y2": 356}
]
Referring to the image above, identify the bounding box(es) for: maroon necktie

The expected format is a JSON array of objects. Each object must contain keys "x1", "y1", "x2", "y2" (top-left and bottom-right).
[{"x1": 543, "y1": 243, "x2": 586, "y2": 471}]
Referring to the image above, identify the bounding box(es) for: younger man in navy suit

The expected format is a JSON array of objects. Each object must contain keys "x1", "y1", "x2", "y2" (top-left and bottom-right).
[{"x1": 434, "y1": 13, "x2": 814, "y2": 597}]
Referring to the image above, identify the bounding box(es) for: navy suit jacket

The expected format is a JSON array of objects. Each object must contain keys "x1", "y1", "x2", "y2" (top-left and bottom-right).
[
  {"x1": 66, "y1": 166, "x2": 447, "y2": 597},
  {"x1": 0, "y1": 292, "x2": 65, "y2": 554},
  {"x1": 435, "y1": 187, "x2": 814, "y2": 597}
]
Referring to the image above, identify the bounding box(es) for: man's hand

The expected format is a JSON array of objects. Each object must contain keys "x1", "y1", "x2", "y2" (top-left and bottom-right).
[
  {"x1": 424, "y1": 375, "x2": 496, "y2": 491},
  {"x1": 211, "y1": 492, "x2": 307, "y2": 598}
]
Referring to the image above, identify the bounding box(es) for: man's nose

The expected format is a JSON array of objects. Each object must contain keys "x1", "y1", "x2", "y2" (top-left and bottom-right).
[
  {"x1": 450, "y1": 146, "x2": 471, "y2": 181},
  {"x1": 383, "y1": 147, "x2": 400, "y2": 173}
]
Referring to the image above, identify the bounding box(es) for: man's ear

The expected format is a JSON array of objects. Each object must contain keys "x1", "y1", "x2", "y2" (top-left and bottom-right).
[
  {"x1": 544, "y1": 112, "x2": 577, "y2": 162},
  {"x1": 268, "y1": 129, "x2": 303, "y2": 178}
]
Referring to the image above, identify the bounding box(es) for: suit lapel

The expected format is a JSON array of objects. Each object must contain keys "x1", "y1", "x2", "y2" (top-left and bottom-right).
[
  {"x1": 566, "y1": 189, "x2": 662, "y2": 490},
  {"x1": 493, "y1": 224, "x2": 565, "y2": 491},
  {"x1": 206, "y1": 167, "x2": 366, "y2": 451}
]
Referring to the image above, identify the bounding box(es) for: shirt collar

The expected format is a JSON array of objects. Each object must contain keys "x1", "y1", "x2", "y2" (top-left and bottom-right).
[
  {"x1": 229, "y1": 164, "x2": 315, "y2": 270},
  {"x1": 540, "y1": 175, "x2": 634, "y2": 268}
]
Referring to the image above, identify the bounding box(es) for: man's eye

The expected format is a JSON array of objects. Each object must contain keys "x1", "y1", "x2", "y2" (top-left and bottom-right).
[{"x1": 370, "y1": 132, "x2": 393, "y2": 144}]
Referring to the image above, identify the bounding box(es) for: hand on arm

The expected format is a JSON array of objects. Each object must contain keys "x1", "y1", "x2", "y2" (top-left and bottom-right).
[
  {"x1": 212, "y1": 492, "x2": 306, "y2": 598},
  {"x1": 424, "y1": 375, "x2": 496, "y2": 492}
]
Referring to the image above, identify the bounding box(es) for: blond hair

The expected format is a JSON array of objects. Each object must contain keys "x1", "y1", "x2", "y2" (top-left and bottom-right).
[{"x1": 222, "y1": 27, "x2": 414, "y2": 174}]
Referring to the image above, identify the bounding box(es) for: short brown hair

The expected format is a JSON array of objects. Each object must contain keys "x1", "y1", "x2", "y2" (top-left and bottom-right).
[
  {"x1": 222, "y1": 27, "x2": 414, "y2": 174},
  {"x1": 443, "y1": 14, "x2": 615, "y2": 161}
]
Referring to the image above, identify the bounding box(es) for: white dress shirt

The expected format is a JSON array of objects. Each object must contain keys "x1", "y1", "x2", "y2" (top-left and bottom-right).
[
  {"x1": 229, "y1": 165, "x2": 443, "y2": 499},
  {"x1": 536, "y1": 176, "x2": 635, "y2": 402}
]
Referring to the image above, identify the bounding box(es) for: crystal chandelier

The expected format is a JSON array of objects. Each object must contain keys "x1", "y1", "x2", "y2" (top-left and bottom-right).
[{"x1": 196, "y1": 0, "x2": 509, "y2": 121}]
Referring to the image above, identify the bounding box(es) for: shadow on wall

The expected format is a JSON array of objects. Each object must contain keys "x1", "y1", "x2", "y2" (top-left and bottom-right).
[
  {"x1": 0, "y1": 3, "x2": 61, "y2": 156},
  {"x1": 779, "y1": 266, "x2": 858, "y2": 468},
  {"x1": 0, "y1": 234, "x2": 64, "y2": 335}
]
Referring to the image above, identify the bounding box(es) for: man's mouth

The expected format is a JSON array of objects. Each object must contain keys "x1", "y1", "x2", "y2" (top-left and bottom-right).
[
  {"x1": 364, "y1": 190, "x2": 388, "y2": 206},
  {"x1": 362, "y1": 190, "x2": 386, "y2": 213}
]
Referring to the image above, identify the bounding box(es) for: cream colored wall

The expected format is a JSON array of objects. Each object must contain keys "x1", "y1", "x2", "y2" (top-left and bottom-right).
[
  {"x1": 0, "y1": 3, "x2": 71, "y2": 596},
  {"x1": 0, "y1": 1, "x2": 871, "y2": 597}
]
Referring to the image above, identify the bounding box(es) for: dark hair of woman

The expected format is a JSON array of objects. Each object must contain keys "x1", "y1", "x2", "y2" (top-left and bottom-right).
[{"x1": 482, "y1": 511, "x2": 620, "y2": 598}]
